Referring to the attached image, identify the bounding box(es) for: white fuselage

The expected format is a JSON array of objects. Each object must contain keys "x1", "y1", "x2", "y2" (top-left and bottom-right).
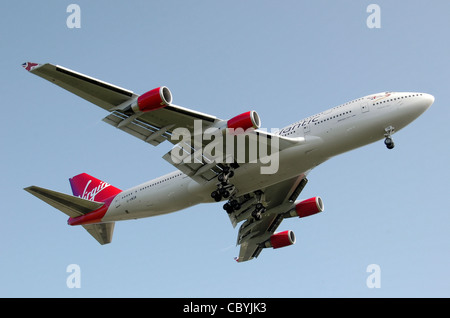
[{"x1": 102, "y1": 92, "x2": 434, "y2": 222}]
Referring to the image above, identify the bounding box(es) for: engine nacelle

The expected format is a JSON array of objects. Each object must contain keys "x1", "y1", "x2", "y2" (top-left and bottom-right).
[
  {"x1": 131, "y1": 86, "x2": 172, "y2": 113},
  {"x1": 227, "y1": 111, "x2": 261, "y2": 132},
  {"x1": 290, "y1": 196, "x2": 324, "y2": 218},
  {"x1": 264, "y1": 230, "x2": 296, "y2": 249}
]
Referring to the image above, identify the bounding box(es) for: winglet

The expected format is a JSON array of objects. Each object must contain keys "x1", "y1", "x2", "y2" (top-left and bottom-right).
[{"x1": 21, "y1": 62, "x2": 41, "y2": 72}]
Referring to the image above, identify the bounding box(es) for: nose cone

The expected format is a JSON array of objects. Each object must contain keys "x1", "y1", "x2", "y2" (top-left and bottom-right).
[
  {"x1": 422, "y1": 93, "x2": 435, "y2": 109},
  {"x1": 396, "y1": 92, "x2": 434, "y2": 127},
  {"x1": 406, "y1": 92, "x2": 434, "y2": 117}
]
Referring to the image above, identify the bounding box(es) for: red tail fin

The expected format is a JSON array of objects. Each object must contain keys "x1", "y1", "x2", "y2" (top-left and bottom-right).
[{"x1": 69, "y1": 173, "x2": 121, "y2": 202}]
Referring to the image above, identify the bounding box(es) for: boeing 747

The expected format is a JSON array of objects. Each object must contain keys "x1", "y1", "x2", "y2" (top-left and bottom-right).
[{"x1": 23, "y1": 62, "x2": 434, "y2": 262}]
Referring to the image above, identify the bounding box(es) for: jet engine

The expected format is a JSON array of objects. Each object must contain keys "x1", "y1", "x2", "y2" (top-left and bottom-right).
[
  {"x1": 227, "y1": 111, "x2": 261, "y2": 132},
  {"x1": 285, "y1": 197, "x2": 324, "y2": 218},
  {"x1": 131, "y1": 86, "x2": 172, "y2": 113},
  {"x1": 264, "y1": 230, "x2": 296, "y2": 249}
]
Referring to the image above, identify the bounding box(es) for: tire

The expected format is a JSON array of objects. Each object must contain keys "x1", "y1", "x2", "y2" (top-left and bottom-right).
[
  {"x1": 223, "y1": 202, "x2": 232, "y2": 212},
  {"x1": 385, "y1": 137, "x2": 395, "y2": 149},
  {"x1": 211, "y1": 191, "x2": 222, "y2": 202},
  {"x1": 252, "y1": 210, "x2": 262, "y2": 220},
  {"x1": 231, "y1": 200, "x2": 240, "y2": 210}
]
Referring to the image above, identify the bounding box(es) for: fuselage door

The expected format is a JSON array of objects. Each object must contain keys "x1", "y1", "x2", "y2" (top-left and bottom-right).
[
  {"x1": 361, "y1": 101, "x2": 369, "y2": 113},
  {"x1": 303, "y1": 124, "x2": 311, "y2": 135}
]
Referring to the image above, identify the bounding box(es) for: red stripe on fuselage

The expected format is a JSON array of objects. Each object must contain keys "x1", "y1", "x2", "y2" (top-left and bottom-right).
[{"x1": 67, "y1": 194, "x2": 119, "y2": 226}]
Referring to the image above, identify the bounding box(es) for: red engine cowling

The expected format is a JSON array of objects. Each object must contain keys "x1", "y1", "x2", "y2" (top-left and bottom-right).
[
  {"x1": 227, "y1": 111, "x2": 261, "y2": 132},
  {"x1": 265, "y1": 230, "x2": 296, "y2": 249},
  {"x1": 294, "y1": 197, "x2": 324, "y2": 218},
  {"x1": 132, "y1": 86, "x2": 172, "y2": 113}
]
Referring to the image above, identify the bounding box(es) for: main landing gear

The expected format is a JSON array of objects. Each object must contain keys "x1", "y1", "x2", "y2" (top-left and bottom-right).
[
  {"x1": 250, "y1": 201, "x2": 266, "y2": 221},
  {"x1": 211, "y1": 165, "x2": 267, "y2": 221},
  {"x1": 384, "y1": 126, "x2": 395, "y2": 150},
  {"x1": 223, "y1": 190, "x2": 266, "y2": 221},
  {"x1": 210, "y1": 164, "x2": 237, "y2": 202}
]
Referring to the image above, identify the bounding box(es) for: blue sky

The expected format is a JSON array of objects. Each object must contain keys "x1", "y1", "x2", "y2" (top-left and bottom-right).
[{"x1": 1, "y1": 1, "x2": 449, "y2": 297}]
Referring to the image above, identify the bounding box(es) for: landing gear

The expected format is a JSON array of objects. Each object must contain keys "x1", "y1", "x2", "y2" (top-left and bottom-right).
[
  {"x1": 212, "y1": 164, "x2": 266, "y2": 221},
  {"x1": 251, "y1": 202, "x2": 266, "y2": 221},
  {"x1": 222, "y1": 190, "x2": 267, "y2": 221},
  {"x1": 210, "y1": 165, "x2": 237, "y2": 202},
  {"x1": 384, "y1": 126, "x2": 395, "y2": 150},
  {"x1": 384, "y1": 137, "x2": 395, "y2": 149},
  {"x1": 211, "y1": 186, "x2": 233, "y2": 202},
  {"x1": 223, "y1": 199, "x2": 241, "y2": 214}
]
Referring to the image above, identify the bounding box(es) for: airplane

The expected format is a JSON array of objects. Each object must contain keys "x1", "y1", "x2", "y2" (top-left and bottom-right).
[{"x1": 22, "y1": 61, "x2": 434, "y2": 262}]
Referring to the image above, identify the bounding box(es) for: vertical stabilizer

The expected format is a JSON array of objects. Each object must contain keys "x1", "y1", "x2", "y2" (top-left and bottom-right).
[{"x1": 70, "y1": 173, "x2": 121, "y2": 203}]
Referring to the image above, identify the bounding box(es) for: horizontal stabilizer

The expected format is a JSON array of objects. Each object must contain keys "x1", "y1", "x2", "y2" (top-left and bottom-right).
[
  {"x1": 24, "y1": 185, "x2": 104, "y2": 218},
  {"x1": 25, "y1": 185, "x2": 115, "y2": 245}
]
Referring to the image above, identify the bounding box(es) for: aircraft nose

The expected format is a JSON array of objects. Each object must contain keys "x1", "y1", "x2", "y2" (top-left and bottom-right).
[
  {"x1": 409, "y1": 93, "x2": 434, "y2": 118},
  {"x1": 422, "y1": 93, "x2": 435, "y2": 109},
  {"x1": 398, "y1": 92, "x2": 434, "y2": 121}
]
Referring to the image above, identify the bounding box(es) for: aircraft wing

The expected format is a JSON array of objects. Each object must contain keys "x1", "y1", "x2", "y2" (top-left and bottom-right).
[
  {"x1": 23, "y1": 62, "x2": 304, "y2": 183},
  {"x1": 231, "y1": 174, "x2": 312, "y2": 262},
  {"x1": 23, "y1": 62, "x2": 219, "y2": 142},
  {"x1": 22, "y1": 62, "x2": 138, "y2": 111}
]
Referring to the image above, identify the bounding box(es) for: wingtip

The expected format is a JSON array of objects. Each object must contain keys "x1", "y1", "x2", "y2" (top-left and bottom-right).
[{"x1": 22, "y1": 62, "x2": 41, "y2": 72}]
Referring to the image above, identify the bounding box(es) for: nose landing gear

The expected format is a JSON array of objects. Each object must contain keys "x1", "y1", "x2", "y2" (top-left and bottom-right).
[{"x1": 384, "y1": 126, "x2": 395, "y2": 149}]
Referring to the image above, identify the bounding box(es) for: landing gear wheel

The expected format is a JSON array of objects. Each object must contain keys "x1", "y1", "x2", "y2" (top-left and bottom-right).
[
  {"x1": 222, "y1": 198, "x2": 241, "y2": 215},
  {"x1": 252, "y1": 210, "x2": 262, "y2": 221},
  {"x1": 218, "y1": 165, "x2": 234, "y2": 183},
  {"x1": 384, "y1": 126, "x2": 395, "y2": 150},
  {"x1": 384, "y1": 137, "x2": 395, "y2": 149},
  {"x1": 213, "y1": 164, "x2": 236, "y2": 203},
  {"x1": 223, "y1": 202, "x2": 234, "y2": 214},
  {"x1": 219, "y1": 188, "x2": 230, "y2": 198},
  {"x1": 211, "y1": 190, "x2": 222, "y2": 202},
  {"x1": 230, "y1": 199, "x2": 241, "y2": 211},
  {"x1": 251, "y1": 202, "x2": 266, "y2": 220}
]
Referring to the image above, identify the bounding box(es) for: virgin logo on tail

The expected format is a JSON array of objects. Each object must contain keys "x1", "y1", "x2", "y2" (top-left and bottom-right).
[
  {"x1": 79, "y1": 180, "x2": 111, "y2": 201},
  {"x1": 70, "y1": 173, "x2": 122, "y2": 203}
]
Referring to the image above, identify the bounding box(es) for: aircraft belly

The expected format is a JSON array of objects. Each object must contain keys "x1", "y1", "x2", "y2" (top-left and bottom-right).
[
  {"x1": 102, "y1": 177, "x2": 207, "y2": 222},
  {"x1": 227, "y1": 143, "x2": 324, "y2": 196}
]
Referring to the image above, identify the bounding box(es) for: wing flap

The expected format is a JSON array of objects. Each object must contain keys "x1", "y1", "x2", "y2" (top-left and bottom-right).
[{"x1": 102, "y1": 111, "x2": 172, "y2": 146}]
